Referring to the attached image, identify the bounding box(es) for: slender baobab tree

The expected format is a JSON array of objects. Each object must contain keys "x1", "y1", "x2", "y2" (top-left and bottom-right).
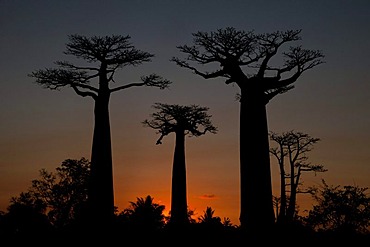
[
  {"x1": 143, "y1": 103, "x2": 217, "y2": 227},
  {"x1": 269, "y1": 130, "x2": 327, "y2": 224},
  {"x1": 29, "y1": 34, "x2": 171, "y2": 226},
  {"x1": 171, "y1": 27, "x2": 324, "y2": 232}
]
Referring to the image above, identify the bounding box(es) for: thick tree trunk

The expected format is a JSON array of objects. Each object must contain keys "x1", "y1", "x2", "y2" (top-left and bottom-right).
[
  {"x1": 169, "y1": 129, "x2": 189, "y2": 226},
  {"x1": 239, "y1": 89, "x2": 275, "y2": 233},
  {"x1": 87, "y1": 90, "x2": 115, "y2": 226}
]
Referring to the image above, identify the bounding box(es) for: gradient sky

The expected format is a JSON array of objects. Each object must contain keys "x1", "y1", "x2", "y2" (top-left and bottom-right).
[{"x1": 1, "y1": 0, "x2": 370, "y2": 225}]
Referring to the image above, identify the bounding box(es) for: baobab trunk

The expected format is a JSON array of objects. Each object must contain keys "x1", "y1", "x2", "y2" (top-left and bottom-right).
[
  {"x1": 170, "y1": 129, "x2": 189, "y2": 226},
  {"x1": 88, "y1": 89, "x2": 115, "y2": 225},
  {"x1": 239, "y1": 89, "x2": 275, "y2": 232},
  {"x1": 277, "y1": 162, "x2": 287, "y2": 224},
  {"x1": 286, "y1": 172, "x2": 300, "y2": 222}
]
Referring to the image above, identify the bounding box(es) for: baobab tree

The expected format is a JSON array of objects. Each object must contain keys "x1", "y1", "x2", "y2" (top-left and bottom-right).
[
  {"x1": 171, "y1": 27, "x2": 324, "y2": 232},
  {"x1": 142, "y1": 103, "x2": 217, "y2": 227},
  {"x1": 269, "y1": 130, "x2": 327, "y2": 224},
  {"x1": 29, "y1": 34, "x2": 171, "y2": 226}
]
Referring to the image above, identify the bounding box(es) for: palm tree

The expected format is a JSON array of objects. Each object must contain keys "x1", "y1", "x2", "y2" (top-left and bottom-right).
[
  {"x1": 120, "y1": 195, "x2": 166, "y2": 231},
  {"x1": 198, "y1": 207, "x2": 222, "y2": 225}
]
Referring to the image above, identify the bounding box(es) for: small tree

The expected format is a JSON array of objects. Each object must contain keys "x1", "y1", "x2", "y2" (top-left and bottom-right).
[
  {"x1": 198, "y1": 206, "x2": 222, "y2": 226},
  {"x1": 143, "y1": 103, "x2": 217, "y2": 227},
  {"x1": 305, "y1": 180, "x2": 370, "y2": 234},
  {"x1": 29, "y1": 34, "x2": 171, "y2": 224},
  {"x1": 269, "y1": 130, "x2": 327, "y2": 223},
  {"x1": 16, "y1": 158, "x2": 90, "y2": 228},
  {"x1": 119, "y1": 195, "x2": 166, "y2": 232},
  {"x1": 0, "y1": 192, "x2": 52, "y2": 238}
]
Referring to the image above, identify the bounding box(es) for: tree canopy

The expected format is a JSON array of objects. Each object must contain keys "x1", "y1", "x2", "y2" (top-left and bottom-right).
[
  {"x1": 305, "y1": 180, "x2": 370, "y2": 234},
  {"x1": 143, "y1": 102, "x2": 218, "y2": 144},
  {"x1": 29, "y1": 34, "x2": 171, "y2": 96},
  {"x1": 172, "y1": 27, "x2": 324, "y2": 103}
]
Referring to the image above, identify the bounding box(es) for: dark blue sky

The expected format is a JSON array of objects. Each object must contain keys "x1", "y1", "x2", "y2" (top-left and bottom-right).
[{"x1": 1, "y1": 0, "x2": 369, "y2": 224}]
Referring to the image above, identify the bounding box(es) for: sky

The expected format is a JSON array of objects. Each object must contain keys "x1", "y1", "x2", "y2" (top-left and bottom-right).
[{"x1": 1, "y1": 0, "x2": 370, "y2": 226}]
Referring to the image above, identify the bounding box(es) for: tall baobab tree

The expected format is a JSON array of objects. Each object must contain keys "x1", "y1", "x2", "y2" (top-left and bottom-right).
[
  {"x1": 269, "y1": 130, "x2": 327, "y2": 224},
  {"x1": 171, "y1": 27, "x2": 324, "y2": 232},
  {"x1": 29, "y1": 34, "x2": 171, "y2": 226},
  {"x1": 142, "y1": 103, "x2": 217, "y2": 227}
]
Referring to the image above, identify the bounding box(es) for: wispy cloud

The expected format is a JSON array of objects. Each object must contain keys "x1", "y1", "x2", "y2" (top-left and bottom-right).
[{"x1": 198, "y1": 194, "x2": 218, "y2": 200}]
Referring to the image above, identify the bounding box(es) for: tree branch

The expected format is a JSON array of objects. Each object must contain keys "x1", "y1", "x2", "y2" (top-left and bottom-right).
[
  {"x1": 71, "y1": 85, "x2": 97, "y2": 99},
  {"x1": 110, "y1": 74, "x2": 172, "y2": 93},
  {"x1": 171, "y1": 57, "x2": 225, "y2": 79},
  {"x1": 55, "y1": 61, "x2": 100, "y2": 72}
]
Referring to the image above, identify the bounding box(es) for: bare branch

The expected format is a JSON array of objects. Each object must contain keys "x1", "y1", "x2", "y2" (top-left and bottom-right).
[
  {"x1": 110, "y1": 74, "x2": 172, "y2": 93},
  {"x1": 55, "y1": 61, "x2": 99, "y2": 71},
  {"x1": 171, "y1": 57, "x2": 226, "y2": 79},
  {"x1": 71, "y1": 84, "x2": 97, "y2": 99},
  {"x1": 65, "y1": 34, "x2": 154, "y2": 65}
]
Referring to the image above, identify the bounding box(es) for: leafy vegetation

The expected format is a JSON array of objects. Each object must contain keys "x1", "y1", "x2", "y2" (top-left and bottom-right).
[{"x1": 1, "y1": 158, "x2": 368, "y2": 244}]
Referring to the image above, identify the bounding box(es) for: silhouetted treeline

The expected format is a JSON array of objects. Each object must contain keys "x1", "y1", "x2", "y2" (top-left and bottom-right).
[{"x1": 0, "y1": 158, "x2": 369, "y2": 245}]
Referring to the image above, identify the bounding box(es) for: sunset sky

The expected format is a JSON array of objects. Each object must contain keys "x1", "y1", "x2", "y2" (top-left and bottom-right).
[{"x1": 1, "y1": 0, "x2": 370, "y2": 225}]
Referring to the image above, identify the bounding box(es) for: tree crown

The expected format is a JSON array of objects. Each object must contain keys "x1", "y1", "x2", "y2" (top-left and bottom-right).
[
  {"x1": 172, "y1": 27, "x2": 325, "y2": 102},
  {"x1": 29, "y1": 34, "x2": 171, "y2": 98},
  {"x1": 143, "y1": 102, "x2": 218, "y2": 144}
]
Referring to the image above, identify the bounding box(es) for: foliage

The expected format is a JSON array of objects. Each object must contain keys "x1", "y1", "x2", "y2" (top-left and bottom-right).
[
  {"x1": 198, "y1": 206, "x2": 222, "y2": 225},
  {"x1": 304, "y1": 180, "x2": 370, "y2": 234},
  {"x1": 8, "y1": 158, "x2": 90, "y2": 228},
  {"x1": 118, "y1": 195, "x2": 166, "y2": 231},
  {"x1": 185, "y1": 207, "x2": 197, "y2": 224},
  {"x1": 167, "y1": 207, "x2": 197, "y2": 224},
  {"x1": 0, "y1": 192, "x2": 52, "y2": 237}
]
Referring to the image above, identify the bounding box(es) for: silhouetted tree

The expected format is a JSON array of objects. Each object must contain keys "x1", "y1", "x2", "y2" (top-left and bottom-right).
[
  {"x1": 270, "y1": 131, "x2": 327, "y2": 224},
  {"x1": 119, "y1": 195, "x2": 166, "y2": 232},
  {"x1": 186, "y1": 207, "x2": 197, "y2": 224},
  {"x1": 167, "y1": 206, "x2": 197, "y2": 225},
  {"x1": 222, "y1": 217, "x2": 236, "y2": 228},
  {"x1": 143, "y1": 103, "x2": 217, "y2": 227},
  {"x1": 0, "y1": 192, "x2": 51, "y2": 239},
  {"x1": 198, "y1": 206, "x2": 222, "y2": 226},
  {"x1": 29, "y1": 34, "x2": 171, "y2": 225},
  {"x1": 7, "y1": 157, "x2": 90, "y2": 228},
  {"x1": 272, "y1": 195, "x2": 281, "y2": 220},
  {"x1": 0, "y1": 158, "x2": 91, "y2": 242},
  {"x1": 172, "y1": 27, "x2": 324, "y2": 232},
  {"x1": 305, "y1": 180, "x2": 370, "y2": 235},
  {"x1": 194, "y1": 206, "x2": 224, "y2": 237}
]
